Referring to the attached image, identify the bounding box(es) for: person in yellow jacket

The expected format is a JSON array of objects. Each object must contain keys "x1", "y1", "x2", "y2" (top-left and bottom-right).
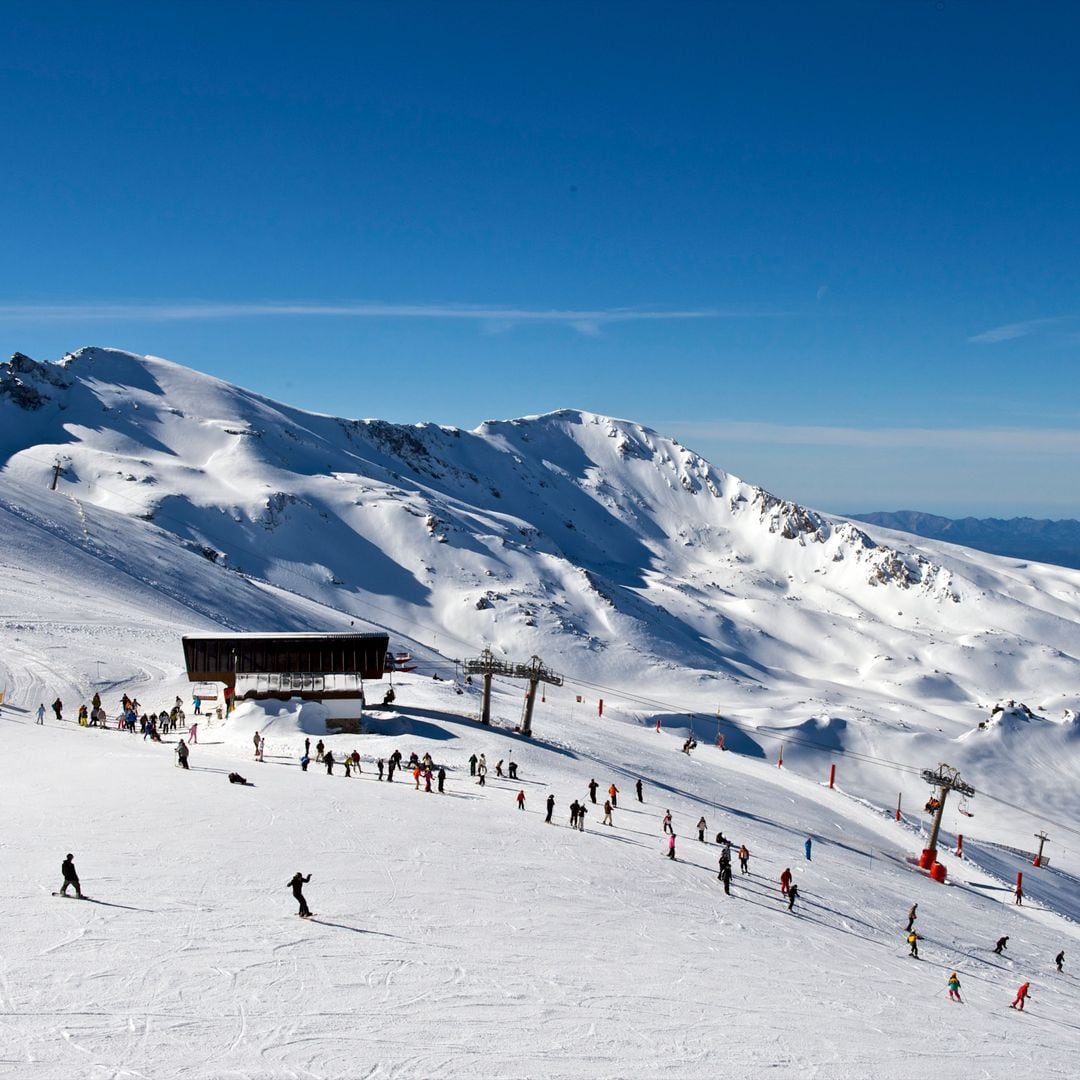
[
  {"x1": 947, "y1": 972, "x2": 962, "y2": 1002},
  {"x1": 907, "y1": 931, "x2": 920, "y2": 959}
]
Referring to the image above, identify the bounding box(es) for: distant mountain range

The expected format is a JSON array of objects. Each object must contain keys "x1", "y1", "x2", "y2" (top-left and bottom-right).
[{"x1": 850, "y1": 511, "x2": 1080, "y2": 570}]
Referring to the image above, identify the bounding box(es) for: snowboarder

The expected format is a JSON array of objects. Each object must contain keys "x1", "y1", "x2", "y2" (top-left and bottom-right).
[
  {"x1": 437, "y1": 766, "x2": 446, "y2": 793},
  {"x1": 545, "y1": 794, "x2": 555, "y2": 823},
  {"x1": 719, "y1": 862, "x2": 732, "y2": 895},
  {"x1": 635, "y1": 778, "x2": 643, "y2": 803},
  {"x1": 662, "y1": 810, "x2": 673, "y2": 835},
  {"x1": 667, "y1": 833, "x2": 676, "y2": 860},
  {"x1": 469, "y1": 753, "x2": 478, "y2": 776},
  {"x1": 697, "y1": 816, "x2": 707, "y2": 843},
  {"x1": 602, "y1": 799, "x2": 613, "y2": 826},
  {"x1": 1010, "y1": 981, "x2": 1030, "y2": 1010},
  {"x1": 905, "y1": 903, "x2": 918, "y2": 933},
  {"x1": 588, "y1": 779, "x2": 599, "y2": 804},
  {"x1": 908, "y1": 931, "x2": 920, "y2": 959},
  {"x1": 570, "y1": 800, "x2": 580, "y2": 828},
  {"x1": 36, "y1": 703, "x2": 45, "y2": 725},
  {"x1": 738, "y1": 845, "x2": 750, "y2": 874},
  {"x1": 608, "y1": 783, "x2": 619, "y2": 808},
  {"x1": 947, "y1": 972, "x2": 962, "y2": 1002},
  {"x1": 188, "y1": 722, "x2": 198, "y2": 744},
  {"x1": 1056, "y1": 950, "x2": 1065, "y2": 973},
  {"x1": 60, "y1": 853, "x2": 82, "y2": 898},
  {"x1": 253, "y1": 731, "x2": 261, "y2": 759},
  {"x1": 804, "y1": 837, "x2": 813, "y2": 861},
  {"x1": 516, "y1": 790, "x2": 526, "y2": 811},
  {"x1": 324, "y1": 750, "x2": 335, "y2": 775},
  {"x1": 228, "y1": 772, "x2": 250, "y2": 785},
  {"x1": 316, "y1": 739, "x2": 325, "y2": 763},
  {"x1": 289, "y1": 872, "x2": 312, "y2": 917},
  {"x1": 994, "y1": 936, "x2": 1009, "y2": 955},
  {"x1": 787, "y1": 883, "x2": 800, "y2": 911},
  {"x1": 176, "y1": 738, "x2": 190, "y2": 769}
]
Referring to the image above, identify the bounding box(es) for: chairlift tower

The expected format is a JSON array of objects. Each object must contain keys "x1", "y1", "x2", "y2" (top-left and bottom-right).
[
  {"x1": 463, "y1": 647, "x2": 563, "y2": 737},
  {"x1": 919, "y1": 763, "x2": 975, "y2": 879}
]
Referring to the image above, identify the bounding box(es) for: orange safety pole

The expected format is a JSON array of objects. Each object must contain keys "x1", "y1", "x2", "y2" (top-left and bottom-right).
[{"x1": 896, "y1": 793, "x2": 902, "y2": 821}]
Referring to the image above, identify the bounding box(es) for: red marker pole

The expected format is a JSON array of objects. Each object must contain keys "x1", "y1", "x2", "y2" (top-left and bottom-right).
[
  {"x1": 955, "y1": 834, "x2": 963, "y2": 858},
  {"x1": 598, "y1": 698, "x2": 603, "y2": 717},
  {"x1": 777, "y1": 746, "x2": 784, "y2": 768},
  {"x1": 895, "y1": 793, "x2": 902, "y2": 821},
  {"x1": 828, "y1": 763, "x2": 836, "y2": 789}
]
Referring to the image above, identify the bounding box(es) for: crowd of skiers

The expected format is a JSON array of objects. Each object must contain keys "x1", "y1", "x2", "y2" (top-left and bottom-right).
[{"x1": 40, "y1": 684, "x2": 1072, "y2": 1017}]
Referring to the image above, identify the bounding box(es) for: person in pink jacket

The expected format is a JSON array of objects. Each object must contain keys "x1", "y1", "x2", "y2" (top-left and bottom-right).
[{"x1": 667, "y1": 833, "x2": 677, "y2": 860}]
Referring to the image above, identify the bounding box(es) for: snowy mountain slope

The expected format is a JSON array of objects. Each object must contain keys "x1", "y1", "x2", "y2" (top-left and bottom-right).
[
  {"x1": 3, "y1": 346, "x2": 1080, "y2": 848},
  {"x1": 4, "y1": 680, "x2": 1080, "y2": 1079}
]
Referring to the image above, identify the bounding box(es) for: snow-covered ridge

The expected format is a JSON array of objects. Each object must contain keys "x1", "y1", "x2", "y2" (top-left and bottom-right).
[{"x1": 4, "y1": 346, "x2": 1080, "y2": 824}]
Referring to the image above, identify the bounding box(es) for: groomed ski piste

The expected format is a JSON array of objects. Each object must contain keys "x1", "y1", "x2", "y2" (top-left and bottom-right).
[
  {"x1": 5, "y1": 676, "x2": 1080, "y2": 1079},
  {"x1": 3, "y1": 346, "x2": 1080, "y2": 1077}
]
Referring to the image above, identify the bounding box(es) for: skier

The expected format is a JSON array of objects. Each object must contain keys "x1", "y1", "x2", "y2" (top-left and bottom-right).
[
  {"x1": 635, "y1": 778, "x2": 643, "y2": 803},
  {"x1": 36, "y1": 703, "x2": 45, "y2": 725},
  {"x1": 304, "y1": 737, "x2": 311, "y2": 758},
  {"x1": 570, "y1": 800, "x2": 580, "y2": 828},
  {"x1": 947, "y1": 972, "x2": 962, "y2": 1002},
  {"x1": 719, "y1": 861, "x2": 733, "y2": 895},
  {"x1": 577, "y1": 804, "x2": 587, "y2": 831},
  {"x1": 787, "y1": 883, "x2": 800, "y2": 911},
  {"x1": 804, "y1": 837, "x2": 813, "y2": 861},
  {"x1": 508, "y1": 760, "x2": 518, "y2": 780},
  {"x1": 193, "y1": 695, "x2": 201, "y2": 715},
  {"x1": 52, "y1": 698, "x2": 63, "y2": 721},
  {"x1": 288, "y1": 872, "x2": 312, "y2": 917},
  {"x1": 253, "y1": 731, "x2": 261, "y2": 759},
  {"x1": 377, "y1": 758, "x2": 385, "y2": 780},
  {"x1": 662, "y1": 810, "x2": 673, "y2": 835},
  {"x1": 469, "y1": 753, "x2": 478, "y2": 776},
  {"x1": 258, "y1": 736, "x2": 266, "y2": 762},
  {"x1": 477, "y1": 761, "x2": 487, "y2": 786},
  {"x1": 477, "y1": 753, "x2": 486, "y2": 777},
  {"x1": 1056, "y1": 950, "x2": 1065, "y2": 973},
  {"x1": 608, "y1": 783, "x2": 619, "y2": 808},
  {"x1": 60, "y1": 853, "x2": 82, "y2": 898},
  {"x1": 387, "y1": 756, "x2": 396, "y2": 782},
  {"x1": 781, "y1": 868, "x2": 793, "y2": 895},
  {"x1": 545, "y1": 793, "x2": 555, "y2": 823},
  {"x1": 325, "y1": 750, "x2": 335, "y2": 776},
  {"x1": 413, "y1": 765, "x2": 422, "y2": 789},
  {"x1": 1014, "y1": 881, "x2": 1024, "y2": 906},
  {"x1": 316, "y1": 739, "x2": 325, "y2": 763},
  {"x1": 176, "y1": 738, "x2": 190, "y2": 769},
  {"x1": 437, "y1": 766, "x2": 446, "y2": 793},
  {"x1": 738, "y1": 845, "x2": 750, "y2": 874},
  {"x1": 495, "y1": 759, "x2": 504, "y2": 778},
  {"x1": 1010, "y1": 981, "x2": 1031, "y2": 1010},
  {"x1": 906, "y1": 903, "x2": 918, "y2": 933},
  {"x1": 588, "y1": 779, "x2": 599, "y2": 804},
  {"x1": 516, "y1": 790, "x2": 526, "y2": 811},
  {"x1": 697, "y1": 816, "x2": 707, "y2": 843},
  {"x1": 908, "y1": 931, "x2": 920, "y2": 959},
  {"x1": 667, "y1": 833, "x2": 676, "y2": 860},
  {"x1": 188, "y1": 722, "x2": 198, "y2": 744},
  {"x1": 602, "y1": 799, "x2": 613, "y2": 826},
  {"x1": 300, "y1": 753, "x2": 310, "y2": 772},
  {"x1": 994, "y1": 936, "x2": 1009, "y2": 955}
]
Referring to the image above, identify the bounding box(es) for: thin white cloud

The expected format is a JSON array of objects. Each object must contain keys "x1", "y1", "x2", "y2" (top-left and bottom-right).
[
  {"x1": 0, "y1": 300, "x2": 775, "y2": 333},
  {"x1": 664, "y1": 419, "x2": 1080, "y2": 454},
  {"x1": 968, "y1": 316, "x2": 1072, "y2": 344}
]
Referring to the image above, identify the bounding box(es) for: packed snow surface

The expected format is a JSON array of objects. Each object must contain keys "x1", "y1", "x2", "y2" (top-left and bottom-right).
[{"x1": 3, "y1": 346, "x2": 1080, "y2": 1076}]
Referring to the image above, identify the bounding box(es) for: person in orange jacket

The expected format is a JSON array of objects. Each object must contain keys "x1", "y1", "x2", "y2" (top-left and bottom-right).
[
  {"x1": 1010, "y1": 982, "x2": 1031, "y2": 1010},
  {"x1": 608, "y1": 783, "x2": 619, "y2": 808},
  {"x1": 780, "y1": 867, "x2": 792, "y2": 894}
]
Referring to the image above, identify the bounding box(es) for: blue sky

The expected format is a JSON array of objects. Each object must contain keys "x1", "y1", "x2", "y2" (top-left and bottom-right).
[{"x1": 3, "y1": 1, "x2": 1079, "y2": 516}]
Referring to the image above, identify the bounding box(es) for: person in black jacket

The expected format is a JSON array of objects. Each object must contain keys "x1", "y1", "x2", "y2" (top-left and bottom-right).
[
  {"x1": 60, "y1": 853, "x2": 82, "y2": 898},
  {"x1": 289, "y1": 872, "x2": 312, "y2": 917}
]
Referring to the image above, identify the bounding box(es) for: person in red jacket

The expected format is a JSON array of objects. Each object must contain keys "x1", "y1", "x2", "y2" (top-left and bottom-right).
[
  {"x1": 1010, "y1": 982, "x2": 1031, "y2": 1010},
  {"x1": 516, "y1": 790, "x2": 526, "y2": 810},
  {"x1": 780, "y1": 867, "x2": 792, "y2": 894}
]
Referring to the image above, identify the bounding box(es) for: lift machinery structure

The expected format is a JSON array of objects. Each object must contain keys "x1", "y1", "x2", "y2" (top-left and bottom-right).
[{"x1": 463, "y1": 647, "x2": 563, "y2": 737}]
